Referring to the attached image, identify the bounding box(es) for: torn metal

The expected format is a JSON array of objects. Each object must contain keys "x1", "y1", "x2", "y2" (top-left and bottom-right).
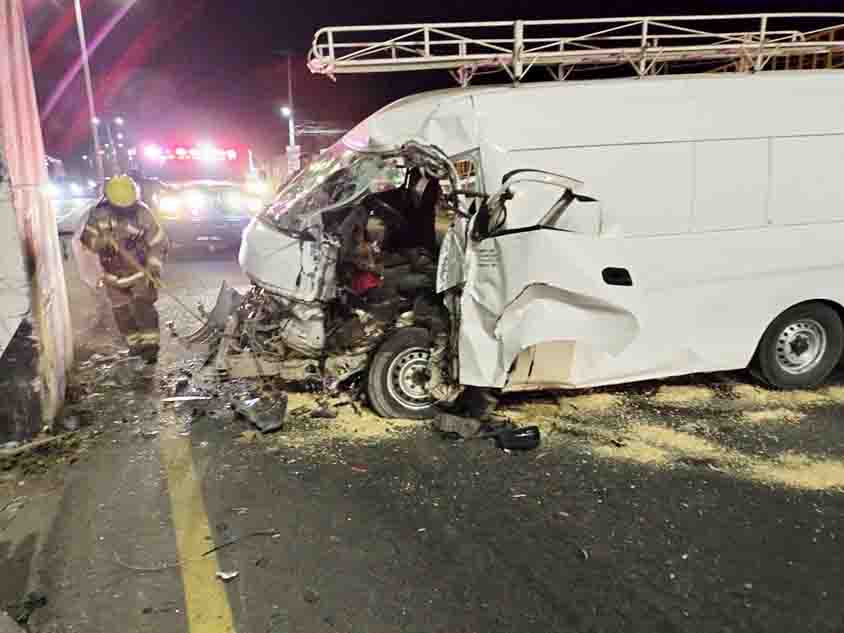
[{"x1": 186, "y1": 143, "x2": 460, "y2": 410}]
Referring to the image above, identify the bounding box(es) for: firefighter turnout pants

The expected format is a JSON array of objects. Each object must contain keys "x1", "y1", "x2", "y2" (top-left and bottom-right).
[{"x1": 108, "y1": 284, "x2": 160, "y2": 361}]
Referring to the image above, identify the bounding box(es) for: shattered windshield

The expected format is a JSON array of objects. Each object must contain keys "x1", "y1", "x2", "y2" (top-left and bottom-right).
[{"x1": 260, "y1": 144, "x2": 404, "y2": 235}]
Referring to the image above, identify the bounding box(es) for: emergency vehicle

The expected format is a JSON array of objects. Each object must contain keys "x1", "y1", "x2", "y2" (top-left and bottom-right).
[{"x1": 137, "y1": 142, "x2": 271, "y2": 249}]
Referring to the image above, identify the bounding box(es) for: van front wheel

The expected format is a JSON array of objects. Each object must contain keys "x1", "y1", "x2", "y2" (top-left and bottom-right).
[
  {"x1": 368, "y1": 327, "x2": 437, "y2": 419},
  {"x1": 753, "y1": 303, "x2": 843, "y2": 389}
]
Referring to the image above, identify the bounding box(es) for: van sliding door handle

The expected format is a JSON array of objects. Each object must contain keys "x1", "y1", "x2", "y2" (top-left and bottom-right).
[{"x1": 602, "y1": 267, "x2": 633, "y2": 287}]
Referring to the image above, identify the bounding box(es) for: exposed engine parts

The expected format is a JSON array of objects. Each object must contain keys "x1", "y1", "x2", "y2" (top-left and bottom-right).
[{"x1": 184, "y1": 142, "x2": 466, "y2": 415}]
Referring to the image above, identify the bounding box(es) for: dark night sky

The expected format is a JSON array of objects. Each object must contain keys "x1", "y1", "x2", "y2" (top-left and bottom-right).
[{"x1": 26, "y1": 0, "x2": 838, "y2": 161}]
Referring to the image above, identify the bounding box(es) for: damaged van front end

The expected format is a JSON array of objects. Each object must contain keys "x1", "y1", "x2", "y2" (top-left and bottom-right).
[{"x1": 188, "y1": 139, "x2": 467, "y2": 418}]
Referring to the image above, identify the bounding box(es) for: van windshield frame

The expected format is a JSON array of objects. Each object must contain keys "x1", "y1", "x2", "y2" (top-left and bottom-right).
[{"x1": 260, "y1": 144, "x2": 404, "y2": 236}]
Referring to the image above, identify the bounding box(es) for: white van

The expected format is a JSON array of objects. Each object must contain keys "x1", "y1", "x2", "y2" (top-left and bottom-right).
[{"x1": 199, "y1": 70, "x2": 844, "y2": 418}]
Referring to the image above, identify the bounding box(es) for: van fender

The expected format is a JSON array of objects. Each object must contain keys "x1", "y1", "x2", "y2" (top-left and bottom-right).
[{"x1": 493, "y1": 283, "x2": 639, "y2": 382}]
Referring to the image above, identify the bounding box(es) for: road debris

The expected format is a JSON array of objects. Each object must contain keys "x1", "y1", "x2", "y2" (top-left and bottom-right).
[
  {"x1": 174, "y1": 376, "x2": 190, "y2": 395},
  {"x1": 433, "y1": 413, "x2": 482, "y2": 439},
  {"x1": 496, "y1": 426, "x2": 541, "y2": 451},
  {"x1": 161, "y1": 396, "x2": 213, "y2": 404},
  {"x1": 141, "y1": 430, "x2": 159, "y2": 439},
  {"x1": 0, "y1": 498, "x2": 25, "y2": 514},
  {"x1": 60, "y1": 416, "x2": 81, "y2": 432},
  {"x1": 303, "y1": 588, "x2": 320, "y2": 604},
  {"x1": 0, "y1": 610, "x2": 24, "y2": 633},
  {"x1": 310, "y1": 406, "x2": 338, "y2": 419},
  {"x1": 234, "y1": 395, "x2": 288, "y2": 434},
  {"x1": 4, "y1": 592, "x2": 47, "y2": 625},
  {"x1": 215, "y1": 571, "x2": 239, "y2": 582}
]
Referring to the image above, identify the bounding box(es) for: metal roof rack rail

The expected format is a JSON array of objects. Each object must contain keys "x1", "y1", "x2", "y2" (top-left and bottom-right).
[{"x1": 308, "y1": 13, "x2": 844, "y2": 85}]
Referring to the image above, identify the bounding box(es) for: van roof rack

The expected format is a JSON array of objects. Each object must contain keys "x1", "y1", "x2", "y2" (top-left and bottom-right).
[{"x1": 308, "y1": 13, "x2": 844, "y2": 85}]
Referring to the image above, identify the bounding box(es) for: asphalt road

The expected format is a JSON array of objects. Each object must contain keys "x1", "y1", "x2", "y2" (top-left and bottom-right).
[{"x1": 2, "y1": 247, "x2": 844, "y2": 633}]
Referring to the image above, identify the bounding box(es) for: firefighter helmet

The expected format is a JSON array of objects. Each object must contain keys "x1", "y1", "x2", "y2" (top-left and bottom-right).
[{"x1": 104, "y1": 175, "x2": 140, "y2": 208}]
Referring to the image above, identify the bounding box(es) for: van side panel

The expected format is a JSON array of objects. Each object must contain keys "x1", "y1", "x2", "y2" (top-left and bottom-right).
[
  {"x1": 460, "y1": 135, "x2": 844, "y2": 389},
  {"x1": 507, "y1": 144, "x2": 694, "y2": 237},
  {"x1": 769, "y1": 134, "x2": 844, "y2": 226},
  {"x1": 459, "y1": 223, "x2": 844, "y2": 389},
  {"x1": 692, "y1": 139, "x2": 769, "y2": 232}
]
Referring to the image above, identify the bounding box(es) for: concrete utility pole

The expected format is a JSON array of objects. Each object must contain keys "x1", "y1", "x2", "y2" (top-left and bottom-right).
[
  {"x1": 287, "y1": 54, "x2": 295, "y2": 149},
  {"x1": 73, "y1": 0, "x2": 104, "y2": 181},
  {"x1": 275, "y1": 50, "x2": 301, "y2": 175}
]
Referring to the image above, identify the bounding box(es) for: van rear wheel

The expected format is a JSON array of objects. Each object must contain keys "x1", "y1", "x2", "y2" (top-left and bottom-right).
[
  {"x1": 368, "y1": 327, "x2": 437, "y2": 419},
  {"x1": 753, "y1": 303, "x2": 843, "y2": 389}
]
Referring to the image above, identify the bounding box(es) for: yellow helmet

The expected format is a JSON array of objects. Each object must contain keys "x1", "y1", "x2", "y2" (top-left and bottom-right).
[{"x1": 104, "y1": 175, "x2": 140, "y2": 208}]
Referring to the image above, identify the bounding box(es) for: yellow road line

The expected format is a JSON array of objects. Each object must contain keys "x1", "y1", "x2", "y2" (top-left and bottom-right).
[{"x1": 161, "y1": 435, "x2": 237, "y2": 633}]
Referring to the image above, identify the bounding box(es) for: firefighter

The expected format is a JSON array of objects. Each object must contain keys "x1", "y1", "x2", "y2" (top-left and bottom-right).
[{"x1": 80, "y1": 175, "x2": 168, "y2": 363}]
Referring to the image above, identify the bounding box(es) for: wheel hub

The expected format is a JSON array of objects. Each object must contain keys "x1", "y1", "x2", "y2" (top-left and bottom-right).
[
  {"x1": 775, "y1": 319, "x2": 827, "y2": 375},
  {"x1": 386, "y1": 346, "x2": 434, "y2": 411}
]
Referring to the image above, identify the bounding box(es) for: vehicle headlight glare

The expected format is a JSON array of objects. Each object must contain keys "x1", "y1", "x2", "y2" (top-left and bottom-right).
[
  {"x1": 225, "y1": 191, "x2": 244, "y2": 210},
  {"x1": 247, "y1": 197, "x2": 263, "y2": 214},
  {"x1": 160, "y1": 195, "x2": 181, "y2": 215},
  {"x1": 246, "y1": 180, "x2": 269, "y2": 196},
  {"x1": 184, "y1": 190, "x2": 207, "y2": 209}
]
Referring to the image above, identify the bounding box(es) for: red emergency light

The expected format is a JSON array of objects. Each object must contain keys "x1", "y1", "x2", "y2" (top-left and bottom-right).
[{"x1": 141, "y1": 143, "x2": 239, "y2": 163}]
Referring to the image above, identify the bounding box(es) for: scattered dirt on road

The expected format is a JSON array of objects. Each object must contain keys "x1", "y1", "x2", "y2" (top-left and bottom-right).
[
  {"x1": 750, "y1": 452, "x2": 844, "y2": 491},
  {"x1": 271, "y1": 393, "x2": 421, "y2": 452},
  {"x1": 741, "y1": 408, "x2": 807, "y2": 424},
  {"x1": 593, "y1": 437, "x2": 672, "y2": 465},
  {"x1": 559, "y1": 392, "x2": 623, "y2": 414},
  {"x1": 652, "y1": 385, "x2": 716, "y2": 406},
  {"x1": 577, "y1": 417, "x2": 844, "y2": 492},
  {"x1": 732, "y1": 384, "x2": 832, "y2": 407}
]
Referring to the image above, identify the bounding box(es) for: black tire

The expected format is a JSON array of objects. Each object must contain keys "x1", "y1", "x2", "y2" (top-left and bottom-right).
[
  {"x1": 752, "y1": 302, "x2": 843, "y2": 389},
  {"x1": 367, "y1": 327, "x2": 437, "y2": 419}
]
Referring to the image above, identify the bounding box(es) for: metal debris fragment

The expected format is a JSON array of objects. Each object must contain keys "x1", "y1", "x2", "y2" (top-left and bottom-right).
[
  {"x1": 310, "y1": 406, "x2": 337, "y2": 420},
  {"x1": 234, "y1": 395, "x2": 287, "y2": 434}
]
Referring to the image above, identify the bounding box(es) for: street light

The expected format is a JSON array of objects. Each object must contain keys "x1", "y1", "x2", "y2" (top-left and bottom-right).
[
  {"x1": 93, "y1": 116, "x2": 122, "y2": 175},
  {"x1": 281, "y1": 106, "x2": 296, "y2": 152}
]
